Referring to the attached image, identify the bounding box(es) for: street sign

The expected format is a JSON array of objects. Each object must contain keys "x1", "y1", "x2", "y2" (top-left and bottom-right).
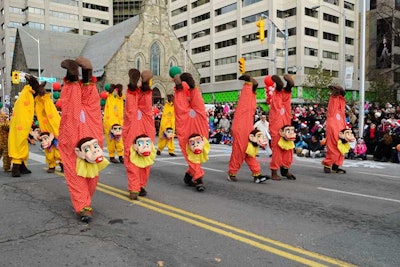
[{"x1": 39, "y1": 77, "x2": 57, "y2": 83}]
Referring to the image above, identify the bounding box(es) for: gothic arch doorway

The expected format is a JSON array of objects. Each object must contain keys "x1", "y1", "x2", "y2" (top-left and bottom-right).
[{"x1": 152, "y1": 87, "x2": 162, "y2": 105}]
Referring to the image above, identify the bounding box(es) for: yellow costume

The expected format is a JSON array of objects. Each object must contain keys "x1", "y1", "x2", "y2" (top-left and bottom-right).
[
  {"x1": 103, "y1": 88, "x2": 124, "y2": 160},
  {"x1": 8, "y1": 85, "x2": 35, "y2": 166},
  {"x1": 157, "y1": 98, "x2": 176, "y2": 154},
  {"x1": 35, "y1": 93, "x2": 61, "y2": 137}
]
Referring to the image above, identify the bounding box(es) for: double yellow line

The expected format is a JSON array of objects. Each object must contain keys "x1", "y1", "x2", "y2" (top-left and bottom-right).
[{"x1": 97, "y1": 182, "x2": 356, "y2": 267}]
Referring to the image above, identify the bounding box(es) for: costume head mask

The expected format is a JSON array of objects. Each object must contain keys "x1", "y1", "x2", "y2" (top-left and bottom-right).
[
  {"x1": 249, "y1": 129, "x2": 268, "y2": 148},
  {"x1": 164, "y1": 127, "x2": 174, "y2": 140},
  {"x1": 133, "y1": 134, "x2": 152, "y2": 156},
  {"x1": 110, "y1": 124, "x2": 122, "y2": 137},
  {"x1": 339, "y1": 128, "x2": 355, "y2": 143},
  {"x1": 39, "y1": 132, "x2": 54, "y2": 149},
  {"x1": 75, "y1": 137, "x2": 104, "y2": 163},
  {"x1": 30, "y1": 126, "x2": 41, "y2": 141},
  {"x1": 279, "y1": 125, "x2": 296, "y2": 141},
  {"x1": 188, "y1": 134, "x2": 204, "y2": 154}
]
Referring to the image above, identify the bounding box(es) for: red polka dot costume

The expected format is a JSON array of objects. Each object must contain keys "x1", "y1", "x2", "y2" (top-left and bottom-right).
[{"x1": 58, "y1": 58, "x2": 105, "y2": 221}]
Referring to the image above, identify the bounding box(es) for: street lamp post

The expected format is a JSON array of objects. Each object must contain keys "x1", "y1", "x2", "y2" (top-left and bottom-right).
[
  {"x1": 312, "y1": 5, "x2": 346, "y2": 88},
  {"x1": 261, "y1": 14, "x2": 288, "y2": 74},
  {"x1": 184, "y1": 31, "x2": 205, "y2": 72},
  {"x1": 10, "y1": 26, "x2": 41, "y2": 80}
]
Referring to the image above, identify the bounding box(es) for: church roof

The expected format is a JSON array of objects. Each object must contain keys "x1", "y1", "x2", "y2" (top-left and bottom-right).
[{"x1": 80, "y1": 16, "x2": 140, "y2": 76}]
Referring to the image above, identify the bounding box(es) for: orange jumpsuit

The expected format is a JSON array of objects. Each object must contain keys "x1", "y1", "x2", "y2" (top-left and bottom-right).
[
  {"x1": 228, "y1": 82, "x2": 261, "y2": 176},
  {"x1": 58, "y1": 81, "x2": 103, "y2": 214},
  {"x1": 122, "y1": 89, "x2": 155, "y2": 192},
  {"x1": 174, "y1": 83, "x2": 209, "y2": 180},
  {"x1": 269, "y1": 90, "x2": 293, "y2": 170},
  {"x1": 322, "y1": 94, "x2": 346, "y2": 167}
]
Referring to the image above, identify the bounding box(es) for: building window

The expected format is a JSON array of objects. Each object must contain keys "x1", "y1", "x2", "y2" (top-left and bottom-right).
[
  {"x1": 344, "y1": 1, "x2": 354, "y2": 11},
  {"x1": 82, "y1": 2, "x2": 109, "y2": 12},
  {"x1": 345, "y1": 19, "x2": 354, "y2": 28},
  {"x1": 305, "y1": 27, "x2": 318, "y2": 37},
  {"x1": 277, "y1": 7, "x2": 296, "y2": 18},
  {"x1": 323, "y1": 0, "x2": 338, "y2": 6},
  {"x1": 136, "y1": 58, "x2": 141, "y2": 70},
  {"x1": 370, "y1": 0, "x2": 377, "y2": 9},
  {"x1": 9, "y1": 7, "x2": 24, "y2": 14},
  {"x1": 194, "y1": 61, "x2": 210, "y2": 69},
  {"x1": 150, "y1": 43, "x2": 161, "y2": 76},
  {"x1": 323, "y1": 13, "x2": 339, "y2": 24},
  {"x1": 215, "y1": 3, "x2": 236, "y2": 16},
  {"x1": 396, "y1": 0, "x2": 400, "y2": 10},
  {"x1": 192, "y1": 29, "x2": 209, "y2": 38},
  {"x1": 242, "y1": 0, "x2": 262, "y2": 7},
  {"x1": 215, "y1": 38, "x2": 237, "y2": 49},
  {"x1": 215, "y1": 21, "x2": 237, "y2": 33},
  {"x1": 192, "y1": 45, "x2": 210, "y2": 55},
  {"x1": 51, "y1": 0, "x2": 78, "y2": 7},
  {"x1": 345, "y1": 37, "x2": 354, "y2": 45},
  {"x1": 192, "y1": 13, "x2": 210, "y2": 24},
  {"x1": 49, "y1": 10, "x2": 78, "y2": 20},
  {"x1": 305, "y1": 47, "x2": 318, "y2": 56},
  {"x1": 242, "y1": 12, "x2": 267, "y2": 25},
  {"x1": 27, "y1": 22, "x2": 45, "y2": 30},
  {"x1": 323, "y1": 50, "x2": 339, "y2": 60},
  {"x1": 323, "y1": 32, "x2": 338, "y2": 42},
  {"x1": 346, "y1": 55, "x2": 354, "y2": 63},
  {"x1": 287, "y1": 27, "x2": 296, "y2": 36},
  {"x1": 83, "y1": 16, "x2": 109, "y2": 25},
  {"x1": 172, "y1": 5, "x2": 187, "y2": 16},
  {"x1": 305, "y1": 7, "x2": 318, "y2": 18},
  {"x1": 191, "y1": 0, "x2": 210, "y2": 9},
  {"x1": 172, "y1": 21, "x2": 187, "y2": 30},
  {"x1": 215, "y1": 56, "x2": 237, "y2": 66},
  {"x1": 215, "y1": 73, "x2": 237, "y2": 82},
  {"x1": 243, "y1": 50, "x2": 268, "y2": 60},
  {"x1": 200, "y1": 77, "x2": 210, "y2": 84}
]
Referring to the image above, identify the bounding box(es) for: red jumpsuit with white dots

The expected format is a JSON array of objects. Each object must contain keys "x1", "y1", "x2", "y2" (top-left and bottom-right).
[
  {"x1": 174, "y1": 82, "x2": 209, "y2": 180},
  {"x1": 58, "y1": 81, "x2": 103, "y2": 214},
  {"x1": 122, "y1": 89, "x2": 155, "y2": 192}
]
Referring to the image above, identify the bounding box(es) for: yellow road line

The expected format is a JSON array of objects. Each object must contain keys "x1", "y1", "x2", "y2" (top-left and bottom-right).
[{"x1": 97, "y1": 182, "x2": 356, "y2": 267}]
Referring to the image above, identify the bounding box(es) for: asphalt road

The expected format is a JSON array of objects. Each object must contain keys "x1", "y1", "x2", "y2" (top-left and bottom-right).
[{"x1": 0, "y1": 141, "x2": 399, "y2": 267}]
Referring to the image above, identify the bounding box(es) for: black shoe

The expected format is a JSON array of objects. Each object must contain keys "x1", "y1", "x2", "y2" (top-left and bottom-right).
[
  {"x1": 119, "y1": 156, "x2": 124, "y2": 163},
  {"x1": 169, "y1": 153, "x2": 176, "y2": 157},
  {"x1": 156, "y1": 150, "x2": 161, "y2": 156},
  {"x1": 59, "y1": 163, "x2": 64, "y2": 173},
  {"x1": 80, "y1": 210, "x2": 92, "y2": 223},
  {"x1": 139, "y1": 187, "x2": 147, "y2": 197},
  {"x1": 47, "y1": 167, "x2": 56, "y2": 173},
  {"x1": 20, "y1": 162, "x2": 32, "y2": 174},
  {"x1": 194, "y1": 178, "x2": 205, "y2": 192},
  {"x1": 184, "y1": 172, "x2": 194, "y2": 186},
  {"x1": 11, "y1": 164, "x2": 21, "y2": 177},
  {"x1": 110, "y1": 158, "x2": 119, "y2": 164}
]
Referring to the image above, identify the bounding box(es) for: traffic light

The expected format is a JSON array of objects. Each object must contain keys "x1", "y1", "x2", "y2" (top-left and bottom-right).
[
  {"x1": 12, "y1": 71, "x2": 20, "y2": 85},
  {"x1": 238, "y1": 57, "x2": 246, "y2": 74},
  {"x1": 256, "y1": 17, "x2": 265, "y2": 43}
]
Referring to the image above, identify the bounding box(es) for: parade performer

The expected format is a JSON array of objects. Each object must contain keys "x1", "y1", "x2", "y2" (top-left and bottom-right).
[
  {"x1": 35, "y1": 90, "x2": 62, "y2": 172},
  {"x1": 157, "y1": 94, "x2": 176, "y2": 156},
  {"x1": 39, "y1": 131, "x2": 63, "y2": 173},
  {"x1": 103, "y1": 83, "x2": 125, "y2": 163},
  {"x1": 8, "y1": 75, "x2": 46, "y2": 177},
  {"x1": 122, "y1": 69, "x2": 156, "y2": 200},
  {"x1": 322, "y1": 85, "x2": 355, "y2": 173},
  {"x1": 227, "y1": 75, "x2": 270, "y2": 183},
  {"x1": 173, "y1": 72, "x2": 209, "y2": 192},
  {"x1": 265, "y1": 74, "x2": 296, "y2": 180},
  {"x1": 58, "y1": 57, "x2": 108, "y2": 223},
  {"x1": 0, "y1": 112, "x2": 11, "y2": 172}
]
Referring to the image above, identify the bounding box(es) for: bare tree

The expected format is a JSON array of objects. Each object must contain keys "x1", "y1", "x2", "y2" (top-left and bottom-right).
[{"x1": 303, "y1": 61, "x2": 334, "y2": 105}]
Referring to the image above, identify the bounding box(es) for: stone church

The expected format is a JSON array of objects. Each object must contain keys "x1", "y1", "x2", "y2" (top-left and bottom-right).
[{"x1": 11, "y1": 0, "x2": 200, "y2": 105}]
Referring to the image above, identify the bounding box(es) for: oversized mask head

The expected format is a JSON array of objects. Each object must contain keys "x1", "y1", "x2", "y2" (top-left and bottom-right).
[
  {"x1": 30, "y1": 126, "x2": 41, "y2": 141},
  {"x1": 249, "y1": 129, "x2": 268, "y2": 148},
  {"x1": 279, "y1": 125, "x2": 296, "y2": 141},
  {"x1": 188, "y1": 134, "x2": 204, "y2": 154},
  {"x1": 40, "y1": 132, "x2": 54, "y2": 149},
  {"x1": 110, "y1": 124, "x2": 122, "y2": 137},
  {"x1": 133, "y1": 135, "x2": 152, "y2": 156},
  {"x1": 164, "y1": 127, "x2": 174, "y2": 140},
  {"x1": 75, "y1": 137, "x2": 104, "y2": 163},
  {"x1": 339, "y1": 128, "x2": 355, "y2": 143}
]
